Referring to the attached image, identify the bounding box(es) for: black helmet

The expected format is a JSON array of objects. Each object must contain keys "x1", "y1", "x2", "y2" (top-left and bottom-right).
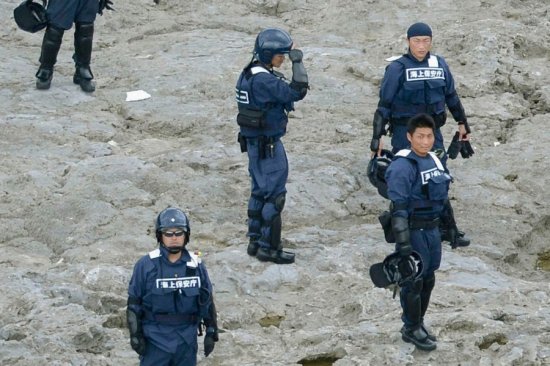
[
  {"x1": 254, "y1": 28, "x2": 293, "y2": 64},
  {"x1": 14, "y1": 0, "x2": 48, "y2": 33},
  {"x1": 370, "y1": 251, "x2": 423, "y2": 288},
  {"x1": 367, "y1": 149, "x2": 394, "y2": 199},
  {"x1": 155, "y1": 207, "x2": 190, "y2": 245}
]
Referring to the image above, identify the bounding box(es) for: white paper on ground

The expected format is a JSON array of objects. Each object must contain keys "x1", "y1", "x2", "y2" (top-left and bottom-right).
[{"x1": 126, "y1": 90, "x2": 151, "y2": 102}]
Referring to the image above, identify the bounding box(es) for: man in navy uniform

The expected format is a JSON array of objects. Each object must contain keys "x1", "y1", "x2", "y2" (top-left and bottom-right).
[
  {"x1": 370, "y1": 22, "x2": 472, "y2": 248},
  {"x1": 385, "y1": 114, "x2": 454, "y2": 351},
  {"x1": 235, "y1": 28, "x2": 308, "y2": 264},
  {"x1": 127, "y1": 207, "x2": 218, "y2": 365},
  {"x1": 35, "y1": 0, "x2": 113, "y2": 92}
]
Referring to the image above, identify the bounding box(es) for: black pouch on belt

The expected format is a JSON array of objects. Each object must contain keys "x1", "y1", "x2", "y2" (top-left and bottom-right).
[
  {"x1": 378, "y1": 210, "x2": 396, "y2": 243},
  {"x1": 237, "y1": 108, "x2": 264, "y2": 129},
  {"x1": 237, "y1": 132, "x2": 247, "y2": 153}
]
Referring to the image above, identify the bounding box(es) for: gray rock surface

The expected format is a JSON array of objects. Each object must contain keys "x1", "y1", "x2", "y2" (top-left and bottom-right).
[{"x1": 1, "y1": 0, "x2": 549, "y2": 365}]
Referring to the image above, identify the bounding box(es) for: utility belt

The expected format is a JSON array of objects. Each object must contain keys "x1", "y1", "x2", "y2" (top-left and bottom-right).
[
  {"x1": 378, "y1": 211, "x2": 440, "y2": 243},
  {"x1": 143, "y1": 311, "x2": 198, "y2": 325},
  {"x1": 408, "y1": 216, "x2": 440, "y2": 230},
  {"x1": 237, "y1": 133, "x2": 279, "y2": 159},
  {"x1": 390, "y1": 111, "x2": 447, "y2": 129}
]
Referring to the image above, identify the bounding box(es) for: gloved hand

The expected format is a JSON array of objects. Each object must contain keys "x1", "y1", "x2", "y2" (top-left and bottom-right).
[
  {"x1": 396, "y1": 242, "x2": 412, "y2": 257},
  {"x1": 447, "y1": 227, "x2": 459, "y2": 249},
  {"x1": 460, "y1": 140, "x2": 475, "y2": 159},
  {"x1": 98, "y1": 0, "x2": 114, "y2": 15},
  {"x1": 130, "y1": 334, "x2": 146, "y2": 355},
  {"x1": 288, "y1": 49, "x2": 303, "y2": 63},
  {"x1": 290, "y1": 81, "x2": 308, "y2": 98},
  {"x1": 204, "y1": 333, "x2": 216, "y2": 357}
]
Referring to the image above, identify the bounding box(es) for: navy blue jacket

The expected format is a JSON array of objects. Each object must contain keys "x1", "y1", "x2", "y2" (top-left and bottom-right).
[
  {"x1": 236, "y1": 63, "x2": 303, "y2": 138},
  {"x1": 385, "y1": 149, "x2": 451, "y2": 220},
  {"x1": 128, "y1": 247, "x2": 214, "y2": 353},
  {"x1": 377, "y1": 52, "x2": 462, "y2": 121}
]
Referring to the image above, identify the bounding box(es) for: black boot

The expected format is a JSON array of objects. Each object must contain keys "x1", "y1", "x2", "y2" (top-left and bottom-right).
[
  {"x1": 441, "y1": 227, "x2": 471, "y2": 247},
  {"x1": 73, "y1": 22, "x2": 95, "y2": 93},
  {"x1": 36, "y1": 26, "x2": 64, "y2": 90},
  {"x1": 256, "y1": 247, "x2": 295, "y2": 264},
  {"x1": 247, "y1": 238, "x2": 259, "y2": 256},
  {"x1": 420, "y1": 274, "x2": 436, "y2": 341},
  {"x1": 401, "y1": 326, "x2": 437, "y2": 351},
  {"x1": 400, "y1": 279, "x2": 436, "y2": 349}
]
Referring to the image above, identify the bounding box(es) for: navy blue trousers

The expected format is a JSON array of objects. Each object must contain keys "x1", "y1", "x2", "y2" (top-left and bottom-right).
[
  {"x1": 246, "y1": 139, "x2": 288, "y2": 248},
  {"x1": 399, "y1": 228, "x2": 441, "y2": 327},
  {"x1": 47, "y1": 0, "x2": 98, "y2": 29},
  {"x1": 140, "y1": 340, "x2": 197, "y2": 366}
]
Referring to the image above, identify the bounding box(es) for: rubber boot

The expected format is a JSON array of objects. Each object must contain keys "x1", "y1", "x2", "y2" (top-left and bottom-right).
[
  {"x1": 73, "y1": 22, "x2": 95, "y2": 93},
  {"x1": 36, "y1": 26, "x2": 64, "y2": 90}
]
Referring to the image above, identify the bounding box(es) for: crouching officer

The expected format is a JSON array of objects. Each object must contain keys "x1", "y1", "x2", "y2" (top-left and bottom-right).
[
  {"x1": 35, "y1": 0, "x2": 113, "y2": 92},
  {"x1": 235, "y1": 27, "x2": 308, "y2": 264},
  {"x1": 385, "y1": 114, "x2": 455, "y2": 351},
  {"x1": 127, "y1": 207, "x2": 219, "y2": 365},
  {"x1": 370, "y1": 22, "x2": 471, "y2": 248}
]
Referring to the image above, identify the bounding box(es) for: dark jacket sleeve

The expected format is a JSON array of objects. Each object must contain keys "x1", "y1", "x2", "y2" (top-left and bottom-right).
[{"x1": 376, "y1": 61, "x2": 405, "y2": 120}]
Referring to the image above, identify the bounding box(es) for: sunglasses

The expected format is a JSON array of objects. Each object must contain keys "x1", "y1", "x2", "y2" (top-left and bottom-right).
[{"x1": 162, "y1": 230, "x2": 185, "y2": 237}]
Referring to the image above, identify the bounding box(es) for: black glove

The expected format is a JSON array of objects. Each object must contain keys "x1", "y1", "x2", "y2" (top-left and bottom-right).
[
  {"x1": 289, "y1": 81, "x2": 308, "y2": 98},
  {"x1": 396, "y1": 242, "x2": 412, "y2": 257},
  {"x1": 289, "y1": 49, "x2": 303, "y2": 63},
  {"x1": 460, "y1": 140, "x2": 475, "y2": 159},
  {"x1": 130, "y1": 334, "x2": 146, "y2": 355},
  {"x1": 204, "y1": 333, "x2": 216, "y2": 357},
  {"x1": 447, "y1": 132, "x2": 461, "y2": 160},
  {"x1": 98, "y1": 0, "x2": 114, "y2": 15}
]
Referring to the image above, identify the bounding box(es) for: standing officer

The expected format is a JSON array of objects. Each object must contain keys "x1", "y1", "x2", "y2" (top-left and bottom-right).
[
  {"x1": 127, "y1": 207, "x2": 218, "y2": 365},
  {"x1": 369, "y1": 21, "x2": 471, "y2": 248},
  {"x1": 385, "y1": 114, "x2": 454, "y2": 351},
  {"x1": 35, "y1": 0, "x2": 113, "y2": 92},
  {"x1": 235, "y1": 28, "x2": 308, "y2": 264}
]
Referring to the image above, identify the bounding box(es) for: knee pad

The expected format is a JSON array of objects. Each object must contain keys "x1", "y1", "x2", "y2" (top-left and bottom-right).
[
  {"x1": 75, "y1": 22, "x2": 94, "y2": 38},
  {"x1": 273, "y1": 193, "x2": 286, "y2": 212},
  {"x1": 45, "y1": 25, "x2": 65, "y2": 44},
  {"x1": 423, "y1": 273, "x2": 435, "y2": 293}
]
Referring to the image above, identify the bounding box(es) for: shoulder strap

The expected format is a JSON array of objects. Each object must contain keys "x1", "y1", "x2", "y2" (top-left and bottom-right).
[
  {"x1": 148, "y1": 248, "x2": 161, "y2": 259},
  {"x1": 427, "y1": 151, "x2": 445, "y2": 171},
  {"x1": 427, "y1": 55, "x2": 439, "y2": 68}
]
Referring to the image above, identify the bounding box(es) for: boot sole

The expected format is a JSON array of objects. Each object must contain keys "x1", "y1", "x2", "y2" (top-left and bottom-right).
[
  {"x1": 256, "y1": 252, "x2": 295, "y2": 264},
  {"x1": 402, "y1": 325, "x2": 436, "y2": 342},
  {"x1": 402, "y1": 333, "x2": 437, "y2": 351}
]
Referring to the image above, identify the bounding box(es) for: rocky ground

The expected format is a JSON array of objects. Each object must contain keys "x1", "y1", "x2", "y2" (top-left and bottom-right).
[{"x1": 0, "y1": 0, "x2": 549, "y2": 365}]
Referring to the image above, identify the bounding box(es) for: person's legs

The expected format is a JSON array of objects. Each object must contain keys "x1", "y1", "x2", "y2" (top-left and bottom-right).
[
  {"x1": 139, "y1": 342, "x2": 172, "y2": 366},
  {"x1": 36, "y1": 25, "x2": 65, "y2": 89},
  {"x1": 73, "y1": 22, "x2": 95, "y2": 92}
]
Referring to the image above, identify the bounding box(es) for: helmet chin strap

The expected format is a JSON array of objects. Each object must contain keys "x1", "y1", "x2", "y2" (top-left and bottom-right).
[{"x1": 162, "y1": 244, "x2": 185, "y2": 254}]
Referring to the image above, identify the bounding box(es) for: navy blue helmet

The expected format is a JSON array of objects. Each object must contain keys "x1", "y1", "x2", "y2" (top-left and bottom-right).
[
  {"x1": 254, "y1": 28, "x2": 293, "y2": 64},
  {"x1": 155, "y1": 207, "x2": 190, "y2": 244},
  {"x1": 14, "y1": 0, "x2": 48, "y2": 33},
  {"x1": 370, "y1": 251, "x2": 423, "y2": 288},
  {"x1": 367, "y1": 149, "x2": 394, "y2": 199}
]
